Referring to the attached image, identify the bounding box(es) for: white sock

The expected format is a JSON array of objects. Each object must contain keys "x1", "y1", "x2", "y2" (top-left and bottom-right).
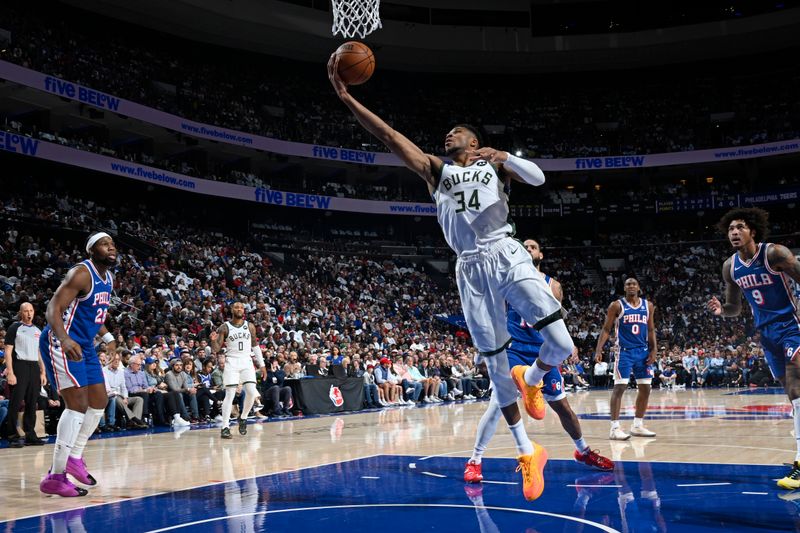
[
  {"x1": 611, "y1": 420, "x2": 620, "y2": 430},
  {"x1": 508, "y1": 420, "x2": 534, "y2": 456},
  {"x1": 573, "y1": 437, "x2": 588, "y2": 453},
  {"x1": 70, "y1": 407, "x2": 104, "y2": 459},
  {"x1": 633, "y1": 417, "x2": 644, "y2": 428},
  {"x1": 524, "y1": 361, "x2": 547, "y2": 387},
  {"x1": 221, "y1": 387, "x2": 237, "y2": 424},
  {"x1": 241, "y1": 383, "x2": 258, "y2": 420},
  {"x1": 471, "y1": 398, "x2": 502, "y2": 464},
  {"x1": 792, "y1": 398, "x2": 800, "y2": 462},
  {"x1": 52, "y1": 409, "x2": 84, "y2": 474}
]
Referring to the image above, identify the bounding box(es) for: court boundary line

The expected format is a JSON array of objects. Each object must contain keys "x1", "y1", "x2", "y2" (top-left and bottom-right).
[
  {"x1": 144, "y1": 503, "x2": 622, "y2": 533},
  {"x1": 0, "y1": 453, "x2": 383, "y2": 525}
]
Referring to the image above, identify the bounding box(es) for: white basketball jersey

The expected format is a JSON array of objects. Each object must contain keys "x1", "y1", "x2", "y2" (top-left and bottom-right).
[
  {"x1": 434, "y1": 160, "x2": 512, "y2": 256},
  {"x1": 224, "y1": 320, "x2": 251, "y2": 360}
]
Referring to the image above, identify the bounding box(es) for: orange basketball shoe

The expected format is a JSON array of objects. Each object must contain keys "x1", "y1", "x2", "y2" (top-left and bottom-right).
[
  {"x1": 511, "y1": 365, "x2": 546, "y2": 420},
  {"x1": 516, "y1": 442, "x2": 548, "y2": 501},
  {"x1": 463, "y1": 461, "x2": 483, "y2": 483}
]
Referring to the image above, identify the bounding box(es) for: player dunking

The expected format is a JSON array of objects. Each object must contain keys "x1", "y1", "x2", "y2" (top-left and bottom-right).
[
  {"x1": 329, "y1": 56, "x2": 575, "y2": 501},
  {"x1": 706, "y1": 208, "x2": 800, "y2": 489},
  {"x1": 464, "y1": 239, "x2": 613, "y2": 484},
  {"x1": 39, "y1": 232, "x2": 117, "y2": 497},
  {"x1": 595, "y1": 278, "x2": 658, "y2": 440},
  {"x1": 210, "y1": 302, "x2": 267, "y2": 439}
]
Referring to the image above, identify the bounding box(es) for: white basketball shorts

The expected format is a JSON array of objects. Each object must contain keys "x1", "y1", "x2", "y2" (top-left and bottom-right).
[
  {"x1": 223, "y1": 356, "x2": 257, "y2": 386},
  {"x1": 455, "y1": 237, "x2": 561, "y2": 354}
]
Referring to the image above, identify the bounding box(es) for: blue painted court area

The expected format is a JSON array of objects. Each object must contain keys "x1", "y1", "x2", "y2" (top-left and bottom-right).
[{"x1": 6, "y1": 455, "x2": 799, "y2": 532}]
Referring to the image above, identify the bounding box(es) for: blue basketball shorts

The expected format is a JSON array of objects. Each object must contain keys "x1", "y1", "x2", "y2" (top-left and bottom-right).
[
  {"x1": 507, "y1": 341, "x2": 566, "y2": 401},
  {"x1": 613, "y1": 346, "x2": 654, "y2": 385},
  {"x1": 40, "y1": 330, "x2": 104, "y2": 391},
  {"x1": 760, "y1": 319, "x2": 800, "y2": 379}
]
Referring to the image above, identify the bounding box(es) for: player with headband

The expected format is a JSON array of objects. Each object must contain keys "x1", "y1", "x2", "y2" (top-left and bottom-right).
[{"x1": 39, "y1": 231, "x2": 117, "y2": 496}]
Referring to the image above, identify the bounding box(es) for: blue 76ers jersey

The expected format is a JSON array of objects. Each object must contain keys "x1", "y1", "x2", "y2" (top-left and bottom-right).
[
  {"x1": 507, "y1": 274, "x2": 552, "y2": 346},
  {"x1": 43, "y1": 260, "x2": 113, "y2": 347},
  {"x1": 617, "y1": 298, "x2": 648, "y2": 350},
  {"x1": 731, "y1": 243, "x2": 798, "y2": 329}
]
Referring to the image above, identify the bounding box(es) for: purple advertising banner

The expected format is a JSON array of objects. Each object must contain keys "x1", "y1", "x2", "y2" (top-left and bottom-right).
[
  {"x1": 1, "y1": 60, "x2": 799, "y2": 171},
  {"x1": 0, "y1": 132, "x2": 438, "y2": 216}
]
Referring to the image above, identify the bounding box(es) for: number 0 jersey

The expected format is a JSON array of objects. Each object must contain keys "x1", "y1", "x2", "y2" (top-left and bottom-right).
[
  {"x1": 224, "y1": 320, "x2": 252, "y2": 361},
  {"x1": 434, "y1": 160, "x2": 512, "y2": 256},
  {"x1": 617, "y1": 297, "x2": 649, "y2": 350},
  {"x1": 731, "y1": 243, "x2": 798, "y2": 329}
]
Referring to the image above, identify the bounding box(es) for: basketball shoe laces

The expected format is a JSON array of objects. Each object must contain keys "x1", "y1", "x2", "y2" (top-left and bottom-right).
[
  {"x1": 516, "y1": 456, "x2": 533, "y2": 488},
  {"x1": 786, "y1": 462, "x2": 800, "y2": 480},
  {"x1": 581, "y1": 449, "x2": 614, "y2": 470}
]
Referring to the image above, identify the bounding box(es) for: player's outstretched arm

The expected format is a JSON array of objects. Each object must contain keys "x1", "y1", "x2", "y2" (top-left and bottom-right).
[
  {"x1": 707, "y1": 258, "x2": 742, "y2": 317},
  {"x1": 767, "y1": 244, "x2": 800, "y2": 283},
  {"x1": 327, "y1": 54, "x2": 441, "y2": 190},
  {"x1": 46, "y1": 265, "x2": 92, "y2": 361},
  {"x1": 594, "y1": 301, "x2": 620, "y2": 362}
]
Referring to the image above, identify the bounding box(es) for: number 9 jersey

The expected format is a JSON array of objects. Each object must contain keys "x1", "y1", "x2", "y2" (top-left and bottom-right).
[
  {"x1": 435, "y1": 160, "x2": 513, "y2": 256},
  {"x1": 731, "y1": 243, "x2": 798, "y2": 329}
]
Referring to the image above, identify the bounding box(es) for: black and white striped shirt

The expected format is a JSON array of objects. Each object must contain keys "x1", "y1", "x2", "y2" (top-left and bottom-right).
[{"x1": 5, "y1": 322, "x2": 42, "y2": 362}]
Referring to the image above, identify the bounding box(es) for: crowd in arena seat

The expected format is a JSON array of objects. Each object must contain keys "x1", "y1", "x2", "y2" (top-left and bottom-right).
[
  {"x1": 1, "y1": 4, "x2": 798, "y2": 160},
  {"x1": 1, "y1": 183, "x2": 789, "y2": 439}
]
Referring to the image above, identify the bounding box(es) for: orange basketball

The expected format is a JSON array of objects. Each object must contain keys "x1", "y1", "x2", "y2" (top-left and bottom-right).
[{"x1": 334, "y1": 41, "x2": 375, "y2": 86}]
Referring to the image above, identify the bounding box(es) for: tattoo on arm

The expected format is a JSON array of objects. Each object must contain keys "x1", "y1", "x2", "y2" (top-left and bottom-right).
[
  {"x1": 211, "y1": 324, "x2": 227, "y2": 352},
  {"x1": 768, "y1": 244, "x2": 800, "y2": 284}
]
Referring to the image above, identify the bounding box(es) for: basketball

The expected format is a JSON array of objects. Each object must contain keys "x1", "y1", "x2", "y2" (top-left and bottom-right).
[{"x1": 334, "y1": 41, "x2": 375, "y2": 85}]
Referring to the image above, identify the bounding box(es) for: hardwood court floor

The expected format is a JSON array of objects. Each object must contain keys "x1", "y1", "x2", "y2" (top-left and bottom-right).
[{"x1": 0, "y1": 387, "x2": 793, "y2": 524}]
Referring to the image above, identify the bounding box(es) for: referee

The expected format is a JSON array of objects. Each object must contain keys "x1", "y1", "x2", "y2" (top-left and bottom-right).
[{"x1": 3, "y1": 302, "x2": 46, "y2": 447}]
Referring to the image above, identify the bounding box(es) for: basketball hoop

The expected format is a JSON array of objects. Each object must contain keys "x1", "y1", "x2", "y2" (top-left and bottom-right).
[{"x1": 331, "y1": 0, "x2": 382, "y2": 39}]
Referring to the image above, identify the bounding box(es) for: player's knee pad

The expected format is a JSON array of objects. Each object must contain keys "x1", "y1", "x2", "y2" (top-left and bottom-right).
[
  {"x1": 538, "y1": 320, "x2": 575, "y2": 367},
  {"x1": 243, "y1": 382, "x2": 259, "y2": 396},
  {"x1": 483, "y1": 352, "x2": 518, "y2": 407},
  {"x1": 485, "y1": 395, "x2": 503, "y2": 424}
]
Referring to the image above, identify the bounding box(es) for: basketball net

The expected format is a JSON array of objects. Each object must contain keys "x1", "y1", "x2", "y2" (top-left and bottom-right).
[{"x1": 331, "y1": 0, "x2": 382, "y2": 39}]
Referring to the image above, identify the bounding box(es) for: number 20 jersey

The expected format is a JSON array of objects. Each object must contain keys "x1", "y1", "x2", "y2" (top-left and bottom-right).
[
  {"x1": 434, "y1": 160, "x2": 512, "y2": 257},
  {"x1": 731, "y1": 243, "x2": 798, "y2": 329}
]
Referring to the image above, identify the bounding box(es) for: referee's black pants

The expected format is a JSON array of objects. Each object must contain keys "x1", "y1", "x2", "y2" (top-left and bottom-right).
[{"x1": 4, "y1": 360, "x2": 40, "y2": 439}]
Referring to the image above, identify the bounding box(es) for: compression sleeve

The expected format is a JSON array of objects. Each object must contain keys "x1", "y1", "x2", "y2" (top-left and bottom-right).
[
  {"x1": 252, "y1": 345, "x2": 265, "y2": 369},
  {"x1": 503, "y1": 153, "x2": 545, "y2": 186}
]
